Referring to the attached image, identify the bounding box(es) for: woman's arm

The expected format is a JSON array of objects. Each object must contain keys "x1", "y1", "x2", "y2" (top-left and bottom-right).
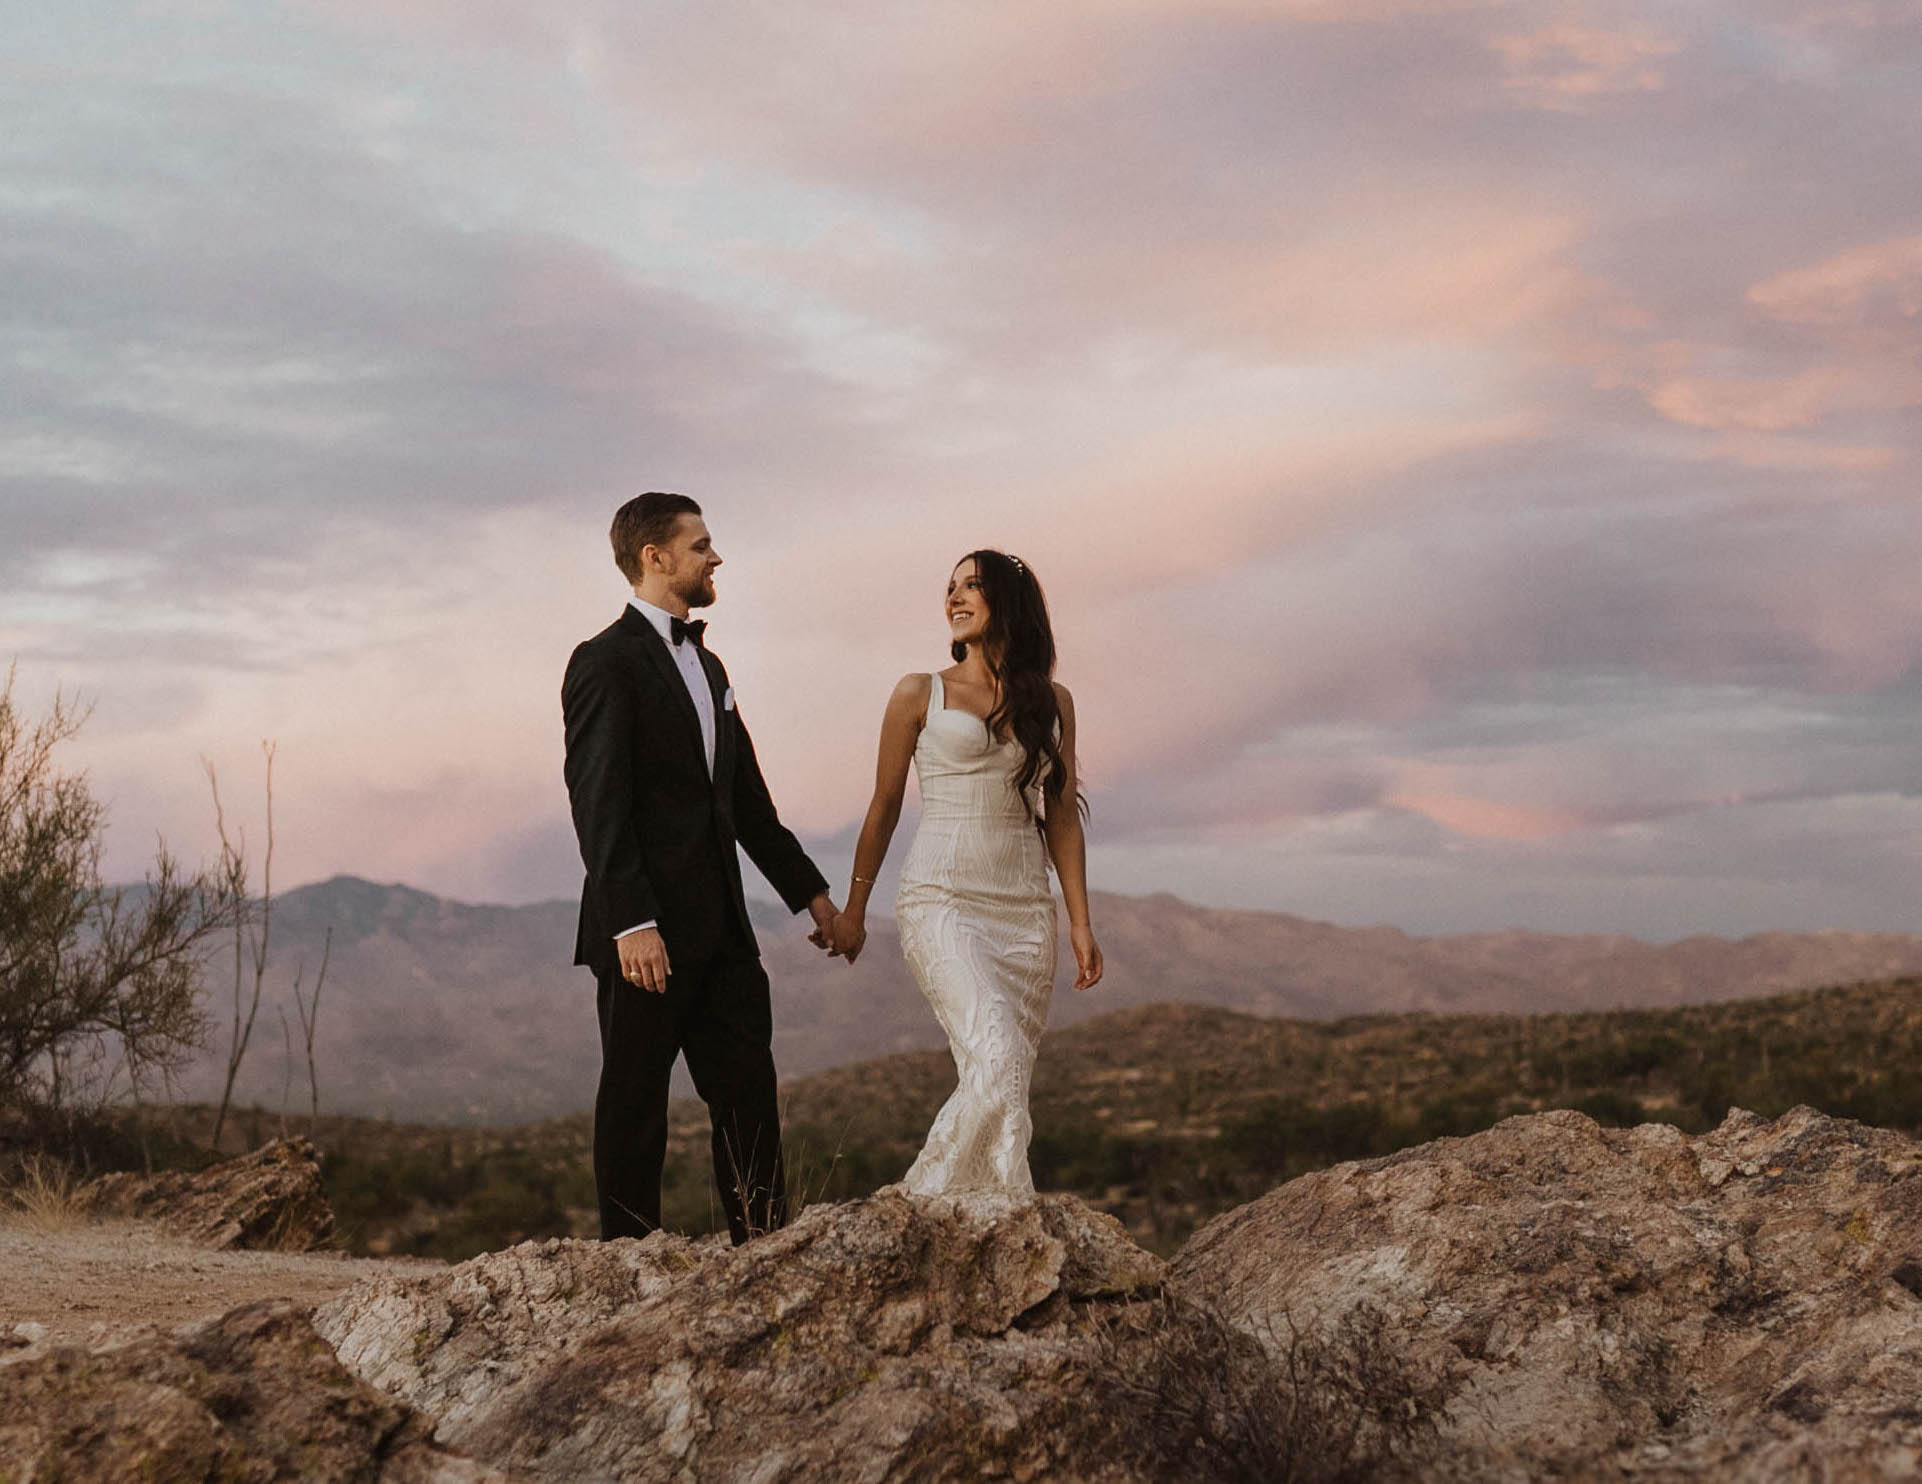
[
  {"x1": 1044, "y1": 682, "x2": 1103, "y2": 990},
  {"x1": 831, "y1": 673, "x2": 929, "y2": 963}
]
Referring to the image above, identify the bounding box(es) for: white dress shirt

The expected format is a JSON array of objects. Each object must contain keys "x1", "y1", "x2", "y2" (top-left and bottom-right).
[
  {"x1": 615, "y1": 596, "x2": 718, "y2": 941},
  {"x1": 630, "y1": 596, "x2": 717, "y2": 775}
]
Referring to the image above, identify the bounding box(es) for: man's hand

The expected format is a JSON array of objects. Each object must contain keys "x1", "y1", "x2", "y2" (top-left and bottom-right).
[
  {"x1": 617, "y1": 927, "x2": 672, "y2": 994},
  {"x1": 805, "y1": 893, "x2": 840, "y2": 953}
]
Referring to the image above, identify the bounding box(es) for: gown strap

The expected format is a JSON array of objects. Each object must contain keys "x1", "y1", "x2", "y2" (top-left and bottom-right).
[{"x1": 927, "y1": 670, "x2": 944, "y2": 719}]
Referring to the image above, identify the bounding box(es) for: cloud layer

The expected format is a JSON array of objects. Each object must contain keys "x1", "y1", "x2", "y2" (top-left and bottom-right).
[{"x1": 3, "y1": 0, "x2": 1918, "y2": 937}]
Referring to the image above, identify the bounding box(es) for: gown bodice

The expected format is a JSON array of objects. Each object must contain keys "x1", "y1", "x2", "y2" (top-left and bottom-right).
[{"x1": 899, "y1": 673, "x2": 1050, "y2": 898}]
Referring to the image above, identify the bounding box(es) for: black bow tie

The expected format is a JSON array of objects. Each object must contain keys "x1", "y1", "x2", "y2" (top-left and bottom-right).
[{"x1": 670, "y1": 616, "x2": 707, "y2": 648}]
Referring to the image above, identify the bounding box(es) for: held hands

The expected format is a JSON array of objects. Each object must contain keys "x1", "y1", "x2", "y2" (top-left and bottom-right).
[
  {"x1": 1071, "y1": 922, "x2": 1104, "y2": 992},
  {"x1": 827, "y1": 911, "x2": 867, "y2": 964},
  {"x1": 805, "y1": 893, "x2": 844, "y2": 957},
  {"x1": 618, "y1": 927, "x2": 672, "y2": 995},
  {"x1": 805, "y1": 892, "x2": 866, "y2": 965}
]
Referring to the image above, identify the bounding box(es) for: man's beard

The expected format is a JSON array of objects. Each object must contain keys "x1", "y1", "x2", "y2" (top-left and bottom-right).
[{"x1": 678, "y1": 570, "x2": 717, "y2": 609}]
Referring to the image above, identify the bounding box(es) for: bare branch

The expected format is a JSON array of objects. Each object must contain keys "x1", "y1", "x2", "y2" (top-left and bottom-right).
[
  {"x1": 207, "y1": 748, "x2": 276, "y2": 1155},
  {"x1": 291, "y1": 926, "x2": 330, "y2": 1137}
]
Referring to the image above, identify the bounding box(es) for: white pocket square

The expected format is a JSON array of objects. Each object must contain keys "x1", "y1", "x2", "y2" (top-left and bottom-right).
[{"x1": 723, "y1": 686, "x2": 736, "y2": 711}]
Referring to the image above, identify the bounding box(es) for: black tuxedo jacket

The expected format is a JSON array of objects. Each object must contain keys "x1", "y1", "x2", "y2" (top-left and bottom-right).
[{"x1": 562, "y1": 605, "x2": 828, "y2": 975}]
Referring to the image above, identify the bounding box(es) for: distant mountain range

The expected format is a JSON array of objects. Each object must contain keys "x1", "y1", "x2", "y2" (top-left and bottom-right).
[{"x1": 171, "y1": 876, "x2": 1922, "y2": 1126}]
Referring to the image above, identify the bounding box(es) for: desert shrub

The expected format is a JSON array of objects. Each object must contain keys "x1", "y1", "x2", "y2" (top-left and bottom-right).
[
  {"x1": 0, "y1": 676, "x2": 241, "y2": 1138},
  {"x1": 325, "y1": 1140, "x2": 482, "y2": 1227},
  {"x1": 0, "y1": 1152, "x2": 90, "y2": 1231},
  {"x1": 1305, "y1": 1101, "x2": 1412, "y2": 1165},
  {"x1": 1679, "y1": 1072, "x2": 1739, "y2": 1133},
  {"x1": 1835, "y1": 1069, "x2": 1922, "y2": 1130},
  {"x1": 1218, "y1": 1097, "x2": 1313, "y2": 1179},
  {"x1": 1578, "y1": 1031, "x2": 1688, "y2": 1084},
  {"x1": 417, "y1": 1150, "x2": 568, "y2": 1259},
  {"x1": 1030, "y1": 1121, "x2": 1142, "y2": 1191},
  {"x1": 1414, "y1": 1092, "x2": 1503, "y2": 1141},
  {"x1": 1571, "y1": 1088, "x2": 1648, "y2": 1127},
  {"x1": 0, "y1": 1101, "x2": 209, "y2": 1183},
  {"x1": 323, "y1": 1140, "x2": 583, "y2": 1256},
  {"x1": 1091, "y1": 1296, "x2": 1453, "y2": 1484},
  {"x1": 1222, "y1": 1098, "x2": 1432, "y2": 1184}
]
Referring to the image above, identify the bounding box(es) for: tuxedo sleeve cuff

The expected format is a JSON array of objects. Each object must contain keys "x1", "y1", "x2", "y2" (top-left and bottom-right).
[
  {"x1": 613, "y1": 921, "x2": 657, "y2": 939},
  {"x1": 779, "y1": 873, "x2": 830, "y2": 916}
]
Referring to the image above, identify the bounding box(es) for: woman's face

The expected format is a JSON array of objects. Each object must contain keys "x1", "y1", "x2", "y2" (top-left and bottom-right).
[{"x1": 946, "y1": 558, "x2": 990, "y2": 648}]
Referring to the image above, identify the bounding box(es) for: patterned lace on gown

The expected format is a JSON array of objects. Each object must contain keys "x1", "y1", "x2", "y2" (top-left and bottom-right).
[{"x1": 896, "y1": 672, "x2": 1058, "y2": 1195}]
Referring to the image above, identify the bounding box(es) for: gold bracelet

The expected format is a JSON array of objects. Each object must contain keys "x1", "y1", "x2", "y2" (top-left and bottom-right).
[{"x1": 852, "y1": 874, "x2": 876, "y2": 885}]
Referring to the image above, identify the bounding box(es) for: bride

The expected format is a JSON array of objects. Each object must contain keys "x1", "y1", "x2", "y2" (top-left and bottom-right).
[{"x1": 826, "y1": 549, "x2": 1103, "y2": 1194}]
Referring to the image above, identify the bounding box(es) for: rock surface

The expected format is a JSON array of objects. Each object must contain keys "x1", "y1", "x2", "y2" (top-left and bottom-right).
[
  {"x1": 317, "y1": 1190, "x2": 1329, "y2": 1483},
  {"x1": 1173, "y1": 1106, "x2": 1922, "y2": 1481},
  {"x1": 80, "y1": 1135, "x2": 335, "y2": 1251},
  {"x1": 26, "y1": 1110, "x2": 1920, "y2": 1480},
  {"x1": 0, "y1": 1299, "x2": 508, "y2": 1481}
]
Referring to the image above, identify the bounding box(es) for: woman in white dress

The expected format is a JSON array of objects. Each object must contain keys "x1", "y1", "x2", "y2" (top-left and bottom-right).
[{"x1": 826, "y1": 549, "x2": 1103, "y2": 1194}]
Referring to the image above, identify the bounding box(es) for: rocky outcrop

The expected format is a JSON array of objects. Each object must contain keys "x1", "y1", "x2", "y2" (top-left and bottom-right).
[
  {"x1": 1173, "y1": 1106, "x2": 1922, "y2": 1481},
  {"x1": 80, "y1": 1136, "x2": 335, "y2": 1251},
  {"x1": 0, "y1": 1299, "x2": 507, "y2": 1481},
  {"x1": 317, "y1": 1189, "x2": 1388, "y2": 1483},
  {"x1": 28, "y1": 1110, "x2": 1920, "y2": 1481}
]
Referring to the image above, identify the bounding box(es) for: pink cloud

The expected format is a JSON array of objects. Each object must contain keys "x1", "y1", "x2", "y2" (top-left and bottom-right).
[
  {"x1": 1748, "y1": 234, "x2": 1922, "y2": 331},
  {"x1": 1488, "y1": 23, "x2": 1682, "y2": 111},
  {"x1": 1646, "y1": 367, "x2": 1856, "y2": 432},
  {"x1": 1386, "y1": 792, "x2": 1591, "y2": 841},
  {"x1": 1572, "y1": 229, "x2": 1922, "y2": 449},
  {"x1": 1640, "y1": 349, "x2": 1922, "y2": 437}
]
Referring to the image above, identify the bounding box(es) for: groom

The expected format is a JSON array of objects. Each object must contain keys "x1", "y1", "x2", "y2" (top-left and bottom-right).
[{"x1": 563, "y1": 491, "x2": 838, "y2": 1245}]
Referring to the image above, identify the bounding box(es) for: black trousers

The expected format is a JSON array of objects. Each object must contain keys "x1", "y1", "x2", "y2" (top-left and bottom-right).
[{"x1": 592, "y1": 951, "x2": 788, "y2": 1246}]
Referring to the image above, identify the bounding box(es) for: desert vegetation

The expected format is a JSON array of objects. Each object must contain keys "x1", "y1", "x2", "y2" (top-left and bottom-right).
[
  {"x1": 118, "y1": 971, "x2": 1922, "y2": 1260},
  {"x1": 0, "y1": 673, "x2": 243, "y2": 1177}
]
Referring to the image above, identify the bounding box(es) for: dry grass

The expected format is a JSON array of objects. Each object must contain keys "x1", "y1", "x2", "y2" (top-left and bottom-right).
[
  {"x1": 1090, "y1": 1297, "x2": 1459, "y2": 1484},
  {"x1": 710, "y1": 1120, "x2": 857, "y2": 1242},
  {"x1": 1, "y1": 1153, "x2": 95, "y2": 1233}
]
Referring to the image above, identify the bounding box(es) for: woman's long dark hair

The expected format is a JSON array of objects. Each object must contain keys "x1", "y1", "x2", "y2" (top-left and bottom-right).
[{"x1": 950, "y1": 549, "x2": 1084, "y2": 823}]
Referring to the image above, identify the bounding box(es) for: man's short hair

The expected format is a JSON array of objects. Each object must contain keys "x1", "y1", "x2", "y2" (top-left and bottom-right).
[{"x1": 610, "y1": 492, "x2": 702, "y2": 582}]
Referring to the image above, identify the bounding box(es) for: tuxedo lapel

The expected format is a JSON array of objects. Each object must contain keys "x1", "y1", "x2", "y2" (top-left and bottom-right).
[
  {"x1": 617, "y1": 606, "x2": 709, "y2": 781},
  {"x1": 700, "y1": 646, "x2": 736, "y2": 792}
]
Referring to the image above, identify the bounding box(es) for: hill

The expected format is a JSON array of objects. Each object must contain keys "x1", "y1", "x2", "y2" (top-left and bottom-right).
[
  {"x1": 297, "y1": 973, "x2": 1922, "y2": 1259},
  {"x1": 172, "y1": 876, "x2": 1922, "y2": 1125}
]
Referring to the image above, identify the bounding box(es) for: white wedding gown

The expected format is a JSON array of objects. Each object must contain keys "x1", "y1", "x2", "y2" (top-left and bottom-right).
[{"x1": 896, "y1": 672, "x2": 1058, "y2": 1195}]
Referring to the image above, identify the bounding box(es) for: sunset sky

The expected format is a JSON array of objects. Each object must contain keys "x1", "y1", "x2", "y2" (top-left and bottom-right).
[{"x1": 5, "y1": 0, "x2": 1919, "y2": 940}]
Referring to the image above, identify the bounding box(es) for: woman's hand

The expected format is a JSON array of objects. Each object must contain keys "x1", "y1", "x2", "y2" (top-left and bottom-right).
[
  {"x1": 1070, "y1": 922, "x2": 1103, "y2": 991},
  {"x1": 829, "y1": 912, "x2": 868, "y2": 964}
]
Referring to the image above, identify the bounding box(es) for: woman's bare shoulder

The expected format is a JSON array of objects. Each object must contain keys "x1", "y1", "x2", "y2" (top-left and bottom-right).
[{"x1": 886, "y1": 672, "x2": 933, "y2": 724}]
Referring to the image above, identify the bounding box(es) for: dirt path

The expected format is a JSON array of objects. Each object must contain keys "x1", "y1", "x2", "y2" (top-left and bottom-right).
[{"x1": 0, "y1": 1218, "x2": 443, "y2": 1348}]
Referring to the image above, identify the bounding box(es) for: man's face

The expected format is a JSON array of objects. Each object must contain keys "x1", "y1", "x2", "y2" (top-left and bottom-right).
[{"x1": 658, "y1": 514, "x2": 722, "y2": 609}]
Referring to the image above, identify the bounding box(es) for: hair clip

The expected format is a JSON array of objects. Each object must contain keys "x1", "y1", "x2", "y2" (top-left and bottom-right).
[{"x1": 1008, "y1": 554, "x2": 1026, "y2": 574}]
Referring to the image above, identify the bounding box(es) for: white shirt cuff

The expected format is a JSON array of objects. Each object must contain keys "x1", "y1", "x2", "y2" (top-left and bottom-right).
[{"x1": 614, "y1": 921, "x2": 657, "y2": 939}]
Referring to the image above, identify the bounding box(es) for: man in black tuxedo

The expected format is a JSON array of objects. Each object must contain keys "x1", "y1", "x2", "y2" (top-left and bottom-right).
[{"x1": 563, "y1": 491, "x2": 838, "y2": 1244}]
